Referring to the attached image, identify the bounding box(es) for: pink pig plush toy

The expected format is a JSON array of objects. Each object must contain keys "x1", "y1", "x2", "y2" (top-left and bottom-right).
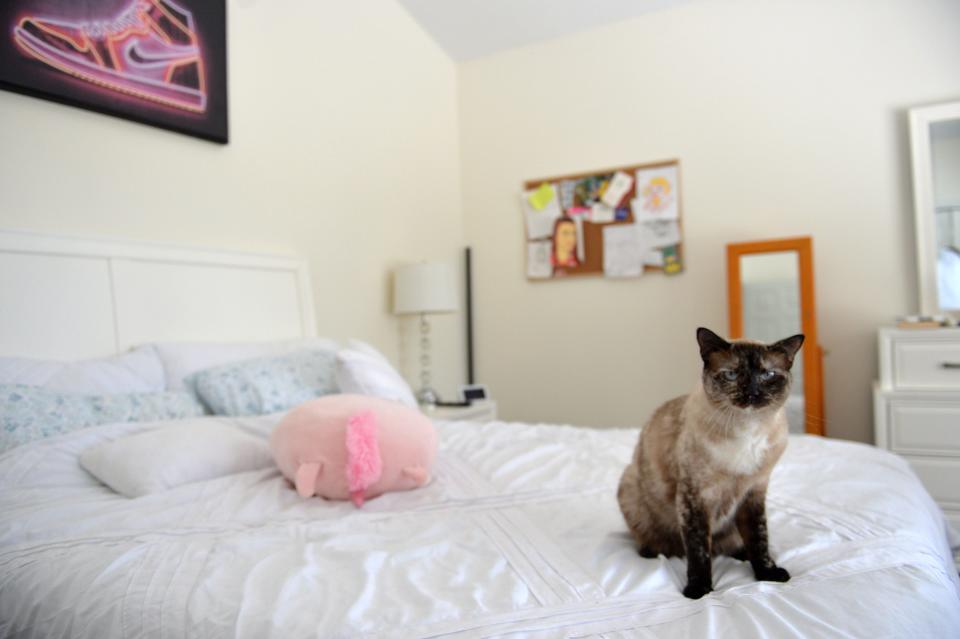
[{"x1": 270, "y1": 394, "x2": 437, "y2": 507}]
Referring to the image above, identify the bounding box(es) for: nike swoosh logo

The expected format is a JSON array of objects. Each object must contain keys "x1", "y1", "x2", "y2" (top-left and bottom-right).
[{"x1": 126, "y1": 40, "x2": 197, "y2": 65}]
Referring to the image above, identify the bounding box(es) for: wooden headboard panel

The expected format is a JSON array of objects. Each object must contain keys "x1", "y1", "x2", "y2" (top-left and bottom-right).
[{"x1": 0, "y1": 230, "x2": 317, "y2": 360}]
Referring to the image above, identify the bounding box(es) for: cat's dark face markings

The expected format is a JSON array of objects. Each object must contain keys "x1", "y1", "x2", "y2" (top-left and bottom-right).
[{"x1": 696, "y1": 328, "x2": 804, "y2": 411}]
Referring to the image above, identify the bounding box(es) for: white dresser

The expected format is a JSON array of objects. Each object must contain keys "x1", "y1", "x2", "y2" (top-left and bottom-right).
[{"x1": 874, "y1": 327, "x2": 960, "y2": 534}]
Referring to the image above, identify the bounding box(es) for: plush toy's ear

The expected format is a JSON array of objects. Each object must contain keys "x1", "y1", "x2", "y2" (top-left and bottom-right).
[
  {"x1": 403, "y1": 466, "x2": 430, "y2": 486},
  {"x1": 295, "y1": 461, "x2": 323, "y2": 498}
]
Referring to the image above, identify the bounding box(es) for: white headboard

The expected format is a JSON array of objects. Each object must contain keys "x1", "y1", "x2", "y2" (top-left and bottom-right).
[{"x1": 0, "y1": 230, "x2": 317, "y2": 360}]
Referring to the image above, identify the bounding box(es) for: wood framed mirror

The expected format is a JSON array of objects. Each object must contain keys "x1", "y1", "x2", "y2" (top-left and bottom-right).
[{"x1": 726, "y1": 236, "x2": 825, "y2": 436}]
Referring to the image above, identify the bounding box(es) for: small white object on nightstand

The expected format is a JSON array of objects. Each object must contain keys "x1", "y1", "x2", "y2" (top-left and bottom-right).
[{"x1": 424, "y1": 400, "x2": 497, "y2": 422}]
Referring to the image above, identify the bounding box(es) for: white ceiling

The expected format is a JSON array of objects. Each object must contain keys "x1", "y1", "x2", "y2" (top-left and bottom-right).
[{"x1": 397, "y1": 0, "x2": 696, "y2": 61}]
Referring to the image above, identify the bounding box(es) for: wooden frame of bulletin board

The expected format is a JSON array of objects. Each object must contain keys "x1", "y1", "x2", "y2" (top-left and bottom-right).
[{"x1": 522, "y1": 159, "x2": 684, "y2": 280}]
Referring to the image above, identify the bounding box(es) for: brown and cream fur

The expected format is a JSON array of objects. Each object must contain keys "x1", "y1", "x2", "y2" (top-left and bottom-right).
[{"x1": 617, "y1": 327, "x2": 804, "y2": 599}]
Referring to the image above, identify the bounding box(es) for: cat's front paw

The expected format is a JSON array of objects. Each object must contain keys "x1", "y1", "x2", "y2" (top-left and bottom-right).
[
  {"x1": 754, "y1": 565, "x2": 790, "y2": 582},
  {"x1": 682, "y1": 580, "x2": 713, "y2": 599}
]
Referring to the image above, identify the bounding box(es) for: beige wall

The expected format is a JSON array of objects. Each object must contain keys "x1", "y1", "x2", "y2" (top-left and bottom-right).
[
  {"x1": 0, "y1": 1, "x2": 467, "y2": 399},
  {"x1": 3, "y1": 1, "x2": 958, "y2": 433},
  {"x1": 458, "y1": 0, "x2": 960, "y2": 441}
]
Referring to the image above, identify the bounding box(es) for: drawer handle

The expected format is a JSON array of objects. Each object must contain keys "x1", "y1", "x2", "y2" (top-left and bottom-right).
[{"x1": 941, "y1": 362, "x2": 960, "y2": 369}]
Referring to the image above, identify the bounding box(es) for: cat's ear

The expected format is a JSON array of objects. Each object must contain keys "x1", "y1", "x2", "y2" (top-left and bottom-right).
[
  {"x1": 770, "y1": 334, "x2": 805, "y2": 367},
  {"x1": 696, "y1": 327, "x2": 730, "y2": 362}
]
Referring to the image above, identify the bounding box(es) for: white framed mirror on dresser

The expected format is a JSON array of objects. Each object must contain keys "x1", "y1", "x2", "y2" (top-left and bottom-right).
[
  {"x1": 910, "y1": 100, "x2": 960, "y2": 318},
  {"x1": 874, "y1": 101, "x2": 960, "y2": 555}
]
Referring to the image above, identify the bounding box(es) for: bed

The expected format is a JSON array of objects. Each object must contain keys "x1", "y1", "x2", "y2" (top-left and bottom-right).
[
  {"x1": 1, "y1": 415, "x2": 959, "y2": 638},
  {"x1": 1, "y1": 231, "x2": 958, "y2": 638}
]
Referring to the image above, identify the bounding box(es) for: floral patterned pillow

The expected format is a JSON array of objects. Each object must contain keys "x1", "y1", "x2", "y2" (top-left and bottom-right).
[
  {"x1": 188, "y1": 349, "x2": 338, "y2": 417},
  {"x1": 0, "y1": 385, "x2": 205, "y2": 453}
]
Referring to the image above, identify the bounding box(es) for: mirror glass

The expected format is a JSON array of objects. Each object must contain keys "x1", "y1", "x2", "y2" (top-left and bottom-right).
[
  {"x1": 932, "y1": 118, "x2": 960, "y2": 310},
  {"x1": 739, "y1": 250, "x2": 804, "y2": 433}
]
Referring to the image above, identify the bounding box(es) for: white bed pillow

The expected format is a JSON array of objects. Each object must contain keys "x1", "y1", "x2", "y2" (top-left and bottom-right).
[
  {"x1": 80, "y1": 419, "x2": 275, "y2": 498},
  {"x1": 335, "y1": 339, "x2": 418, "y2": 408},
  {"x1": 155, "y1": 338, "x2": 338, "y2": 391},
  {"x1": 0, "y1": 345, "x2": 165, "y2": 394}
]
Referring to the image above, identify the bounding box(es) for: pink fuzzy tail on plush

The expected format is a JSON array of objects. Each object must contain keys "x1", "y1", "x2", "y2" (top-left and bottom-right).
[{"x1": 345, "y1": 410, "x2": 382, "y2": 507}]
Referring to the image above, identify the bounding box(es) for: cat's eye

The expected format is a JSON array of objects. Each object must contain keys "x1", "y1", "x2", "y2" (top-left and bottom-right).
[
  {"x1": 721, "y1": 370, "x2": 738, "y2": 381},
  {"x1": 760, "y1": 370, "x2": 776, "y2": 381}
]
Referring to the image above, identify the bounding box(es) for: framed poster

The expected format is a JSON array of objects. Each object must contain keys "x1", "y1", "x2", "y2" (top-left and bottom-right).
[{"x1": 0, "y1": 0, "x2": 228, "y2": 143}]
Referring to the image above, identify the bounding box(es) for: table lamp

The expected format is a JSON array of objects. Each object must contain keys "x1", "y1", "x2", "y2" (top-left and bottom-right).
[{"x1": 393, "y1": 261, "x2": 458, "y2": 405}]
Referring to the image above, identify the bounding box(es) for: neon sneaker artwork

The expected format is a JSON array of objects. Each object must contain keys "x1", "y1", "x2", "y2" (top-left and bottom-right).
[{"x1": 12, "y1": 0, "x2": 207, "y2": 113}]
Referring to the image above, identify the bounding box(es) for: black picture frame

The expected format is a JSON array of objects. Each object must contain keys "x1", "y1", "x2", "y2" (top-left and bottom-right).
[{"x1": 0, "y1": 0, "x2": 228, "y2": 143}]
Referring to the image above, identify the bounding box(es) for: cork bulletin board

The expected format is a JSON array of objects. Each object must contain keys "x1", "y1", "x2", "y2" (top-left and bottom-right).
[{"x1": 521, "y1": 159, "x2": 684, "y2": 280}]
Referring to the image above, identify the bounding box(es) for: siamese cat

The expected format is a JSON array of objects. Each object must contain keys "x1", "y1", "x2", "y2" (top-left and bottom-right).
[{"x1": 617, "y1": 327, "x2": 804, "y2": 599}]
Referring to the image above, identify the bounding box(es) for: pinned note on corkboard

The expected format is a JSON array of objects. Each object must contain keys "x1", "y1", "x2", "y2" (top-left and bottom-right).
[{"x1": 521, "y1": 159, "x2": 683, "y2": 280}]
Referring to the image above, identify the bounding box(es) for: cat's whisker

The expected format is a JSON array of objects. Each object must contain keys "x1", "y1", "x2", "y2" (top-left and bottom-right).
[
  {"x1": 706, "y1": 405, "x2": 735, "y2": 437},
  {"x1": 794, "y1": 412, "x2": 828, "y2": 431},
  {"x1": 719, "y1": 407, "x2": 734, "y2": 436}
]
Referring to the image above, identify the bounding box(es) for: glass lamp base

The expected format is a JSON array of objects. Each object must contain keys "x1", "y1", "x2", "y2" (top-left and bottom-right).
[{"x1": 416, "y1": 387, "x2": 440, "y2": 406}]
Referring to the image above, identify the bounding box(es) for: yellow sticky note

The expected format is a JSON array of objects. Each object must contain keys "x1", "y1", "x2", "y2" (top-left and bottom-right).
[{"x1": 527, "y1": 183, "x2": 555, "y2": 211}]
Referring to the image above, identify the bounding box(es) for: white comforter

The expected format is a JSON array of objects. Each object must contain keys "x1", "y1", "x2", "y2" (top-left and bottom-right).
[{"x1": 1, "y1": 416, "x2": 958, "y2": 638}]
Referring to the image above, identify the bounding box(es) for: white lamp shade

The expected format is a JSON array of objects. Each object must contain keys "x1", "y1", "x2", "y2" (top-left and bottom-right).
[{"x1": 394, "y1": 262, "x2": 458, "y2": 314}]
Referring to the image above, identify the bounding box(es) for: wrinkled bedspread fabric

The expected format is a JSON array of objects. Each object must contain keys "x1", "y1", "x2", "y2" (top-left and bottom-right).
[{"x1": 0, "y1": 416, "x2": 958, "y2": 638}]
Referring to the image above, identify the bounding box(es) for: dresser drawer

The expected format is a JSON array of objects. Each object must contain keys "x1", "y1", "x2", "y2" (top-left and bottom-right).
[
  {"x1": 902, "y1": 456, "x2": 960, "y2": 509},
  {"x1": 892, "y1": 340, "x2": 960, "y2": 390},
  {"x1": 889, "y1": 400, "x2": 960, "y2": 456}
]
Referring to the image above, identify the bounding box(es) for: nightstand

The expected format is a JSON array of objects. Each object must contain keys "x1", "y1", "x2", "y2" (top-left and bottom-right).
[{"x1": 423, "y1": 400, "x2": 497, "y2": 422}]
